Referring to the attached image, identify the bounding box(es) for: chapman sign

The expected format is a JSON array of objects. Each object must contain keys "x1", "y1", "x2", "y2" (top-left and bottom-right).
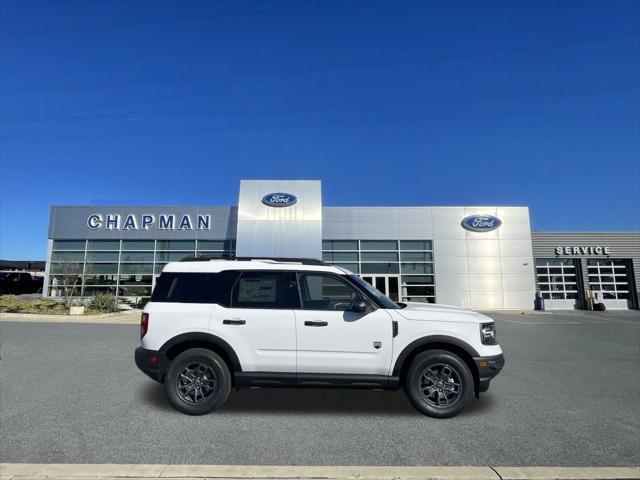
[
  {"x1": 555, "y1": 246, "x2": 611, "y2": 256},
  {"x1": 87, "y1": 213, "x2": 211, "y2": 231}
]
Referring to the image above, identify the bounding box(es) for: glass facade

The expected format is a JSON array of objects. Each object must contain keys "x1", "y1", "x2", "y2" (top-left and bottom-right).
[
  {"x1": 587, "y1": 259, "x2": 631, "y2": 300},
  {"x1": 322, "y1": 239, "x2": 436, "y2": 303},
  {"x1": 48, "y1": 239, "x2": 235, "y2": 301},
  {"x1": 535, "y1": 258, "x2": 579, "y2": 300}
]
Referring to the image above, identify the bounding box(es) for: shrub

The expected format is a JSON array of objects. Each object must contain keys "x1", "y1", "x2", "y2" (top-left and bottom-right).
[{"x1": 89, "y1": 293, "x2": 119, "y2": 313}]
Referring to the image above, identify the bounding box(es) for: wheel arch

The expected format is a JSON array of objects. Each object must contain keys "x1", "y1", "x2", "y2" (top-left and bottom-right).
[
  {"x1": 393, "y1": 335, "x2": 480, "y2": 396},
  {"x1": 160, "y1": 332, "x2": 242, "y2": 380}
]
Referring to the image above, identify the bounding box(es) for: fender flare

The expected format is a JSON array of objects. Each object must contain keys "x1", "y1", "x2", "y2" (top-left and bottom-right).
[
  {"x1": 159, "y1": 332, "x2": 242, "y2": 372},
  {"x1": 392, "y1": 335, "x2": 480, "y2": 377}
]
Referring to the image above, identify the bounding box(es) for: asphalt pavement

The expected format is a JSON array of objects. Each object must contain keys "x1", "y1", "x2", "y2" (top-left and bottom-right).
[{"x1": 0, "y1": 310, "x2": 638, "y2": 466}]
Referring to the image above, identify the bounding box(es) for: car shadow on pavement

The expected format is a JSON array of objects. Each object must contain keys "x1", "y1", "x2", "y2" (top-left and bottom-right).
[{"x1": 140, "y1": 381, "x2": 496, "y2": 417}]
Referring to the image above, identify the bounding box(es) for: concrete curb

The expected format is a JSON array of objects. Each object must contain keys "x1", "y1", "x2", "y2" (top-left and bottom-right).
[
  {"x1": 0, "y1": 311, "x2": 140, "y2": 324},
  {"x1": 1, "y1": 464, "x2": 638, "y2": 480}
]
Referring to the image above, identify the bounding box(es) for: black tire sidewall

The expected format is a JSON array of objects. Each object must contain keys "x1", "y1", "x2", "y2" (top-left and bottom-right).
[
  {"x1": 405, "y1": 350, "x2": 474, "y2": 418},
  {"x1": 164, "y1": 348, "x2": 231, "y2": 415}
]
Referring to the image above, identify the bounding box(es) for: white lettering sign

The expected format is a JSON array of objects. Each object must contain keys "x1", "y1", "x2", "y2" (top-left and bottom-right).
[{"x1": 554, "y1": 246, "x2": 611, "y2": 256}]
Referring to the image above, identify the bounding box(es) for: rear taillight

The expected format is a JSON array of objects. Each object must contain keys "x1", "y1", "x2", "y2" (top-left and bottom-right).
[{"x1": 141, "y1": 312, "x2": 149, "y2": 339}]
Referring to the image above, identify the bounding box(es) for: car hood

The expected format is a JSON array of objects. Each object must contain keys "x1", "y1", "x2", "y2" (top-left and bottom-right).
[{"x1": 395, "y1": 302, "x2": 492, "y2": 324}]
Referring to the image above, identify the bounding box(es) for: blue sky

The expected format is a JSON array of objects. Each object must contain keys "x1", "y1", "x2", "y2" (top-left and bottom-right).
[{"x1": 1, "y1": 0, "x2": 638, "y2": 260}]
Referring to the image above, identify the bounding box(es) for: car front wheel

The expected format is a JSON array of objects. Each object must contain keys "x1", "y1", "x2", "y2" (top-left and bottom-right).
[
  {"x1": 405, "y1": 350, "x2": 474, "y2": 418},
  {"x1": 164, "y1": 348, "x2": 231, "y2": 415}
]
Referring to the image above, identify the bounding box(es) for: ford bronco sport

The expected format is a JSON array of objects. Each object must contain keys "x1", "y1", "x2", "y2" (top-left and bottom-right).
[{"x1": 135, "y1": 258, "x2": 504, "y2": 418}]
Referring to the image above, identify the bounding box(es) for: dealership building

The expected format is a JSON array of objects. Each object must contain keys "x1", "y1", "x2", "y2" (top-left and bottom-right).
[{"x1": 44, "y1": 180, "x2": 640, "y2": 311}]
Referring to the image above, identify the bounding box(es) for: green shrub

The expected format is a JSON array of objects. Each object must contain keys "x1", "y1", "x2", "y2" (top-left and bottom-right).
[{"x1": 89, "y1": 293, "x2": 119, "y2": 313}]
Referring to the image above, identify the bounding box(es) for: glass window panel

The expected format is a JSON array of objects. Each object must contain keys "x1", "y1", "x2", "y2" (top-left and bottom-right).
[
  {"x1": 405, "y1": 297, "x2": 435, "y2": 303},
  {"x1": 83, "y1": 286, "x2": 117, "y2": 296},
  {"x1": 360, "y1": 263, "x2": 400, "y2": 274},
  {"x1": 232, "y1": 272, "x2": 292, "y2": 309},
  {"x1": 551, "y1": 275, "x2": 564, "y2": 283},
  {"x1": 155, "y1": 263, "x2": 167, "y2": 274},
  {"x1": 588, "y1": 276, "x2": 600, "y2": 282},
  {"x1": 618, "y1": 292, "x2": 630, "y2": 299},
  {"x1": 121, "y1": 240, "x2": 155, "y2": 250},
  {"x1": 551, "y1": 284, "x2": 564, "y2": 291},
  {"x1": 53, "y1": 240, "x2": 86, "y2": 251},
  {"x1": 120, "y1": 251, "x2": 154, "y2": 263},
  {"x1": 537, "y1": 276, "x2": 549, "y2": 283},
  {"x1": 197, "y1": 240, "x2": 235, "y2": 250},
  {"x1": 155, "y1": 251, "x2": 196, "y2": 262},
  {"x1": 119, "y1": 275, "x2": 153, "y2": 286},
  {"x1": 400, "y1": 240, "x2": 433, "y2": 251},
  {"x1": 566, "y1": 292, "x2": 579, "y2": 299},
  {"x1": 402, "y1": 275, "x2": 434, "y2": 285},
  {"x1": 119, "y1": 263, "x2": 154, "y2": 274},
  {"x1": 332, "y1": 263, "x2": 359, "y2": 273},
  {"x1": 195, "y1": 251, "x2": 227, "y2": 259},
  {"x1": 551, "y1": 293, "x2": 565, "y2": 299},
  {"x1": 401, "y1": 263, "x2": 433, "y2": 274},
  {"x1": 51, "y1": 251, "x2": 85, "y2": 262},
  {"x1": 86, "y1": 240, "x2": 119, "y2": 250},
  {"x1": 360, "y1": 240, "x2": 397, "y2": 251},
  {"x1": 600, "y1": 268, "x2": 613, "y2": 274},
  {"x1": 611, "y1": 260, "x2": 627, "y2": 266},
  {"x1": 602, "y1": 292, "x2": 616, "y2": 299},
  {"x1": 590, "y1": 283, "x2": 600, "y2": 291},
  {"x1": 155, "y1": 240, "x2": 196, "y2": 250},
  {"x1": 539, "y1": 284, "x2": 550, "y2": 291},
  {"x1": 118, "y1": 285, "x2": 152, "y2": 297},
  {"x1": 48, "y1": 275, "x2": 83, "y2": 286},
  {"x1": 361, "y1": 252, "x2": 399, "y2": 261},
  {"x1": 549, "y1": 268, "x2": 562, "y2": 274},
  {"x1": 602, "y1": 284, "x2": 616, "y2": 291},
  {"x1": 84, "y1": 275, "x2": 117, "y2": 285},
  {"x1": 541, "y1": 292, "x2": 551, "y2": 299},
  {"x1": 615, "y1": 275, "x2": 628, "y2": 283},
  {"x1": 406, "y1": 286, "x2": 435, "y2": 296},
  {"x1": 401, "y1": 252, "x2": 433, "y2": 261},
  {"x1": 86, "y1": 252, "x2": 119, "y2": 262},
  {"x1": 84, "y1": 263, "x2": 118, "y2": 274},
  {"x1": 323, "y1": 252, "x2": 358, "y2": 262},
  {"x1": 323, "y1": 240, "x2": 358, "y2": 250},
  {"x1": 49, "y1": 262, "x2": 84, "y2": 274}
]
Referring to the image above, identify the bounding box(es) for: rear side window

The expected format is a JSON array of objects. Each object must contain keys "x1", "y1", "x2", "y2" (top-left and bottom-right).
[
  {"x1": 231, "y1": 271, "x2": 299, "y2": 309},
  {"x1": 151, "y1": 271, "x2": 238, "y2": 305}
]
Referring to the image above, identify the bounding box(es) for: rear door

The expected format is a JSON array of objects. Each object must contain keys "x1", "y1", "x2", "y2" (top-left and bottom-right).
[
  {"x1": 294, "y1": 272, "x2": 393, "y2": 375},
  {"x1": 214, "y1": 271, "x2": 298, "y2": 373}
]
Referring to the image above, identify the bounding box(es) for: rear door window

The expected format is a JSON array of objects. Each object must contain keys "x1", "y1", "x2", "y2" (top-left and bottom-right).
[
  {"x1": 151, "y1": 271, "x2": 238, "y2": 305},
  {"x1": 231, "y1": 271, "x2": 298, "y2": 309}
]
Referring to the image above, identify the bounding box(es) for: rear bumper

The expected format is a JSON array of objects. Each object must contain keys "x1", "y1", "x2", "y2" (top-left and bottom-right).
[
  {"x1": 135, "y1": 347, "x2": 168, "y2": 382},
  {"x1": 474, "y1": 353, "x2": 505, "y2": 393}
]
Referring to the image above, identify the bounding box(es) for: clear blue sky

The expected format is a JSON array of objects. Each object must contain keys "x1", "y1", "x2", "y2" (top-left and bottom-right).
[{"x1": 1, "y1": 0, "x2": 639, "y2": 260}]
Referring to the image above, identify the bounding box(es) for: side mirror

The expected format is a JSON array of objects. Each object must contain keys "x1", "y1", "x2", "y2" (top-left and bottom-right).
[{"x1": 351, "y1": 299, "x2": 369, "y2": 314}]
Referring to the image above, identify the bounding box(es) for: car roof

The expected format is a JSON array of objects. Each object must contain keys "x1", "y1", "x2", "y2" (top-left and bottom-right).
[{"x1": 162, "y1": 259, "x2": 349, "y2": 275}]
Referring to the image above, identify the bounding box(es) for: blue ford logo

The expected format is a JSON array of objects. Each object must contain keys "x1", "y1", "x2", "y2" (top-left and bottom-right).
[
  {"x1": 261, "y1": 192, "x2": 298, "y2": 207},
  {"x1": 461, "y1": 214, "x2": 502, "y2": 232}
]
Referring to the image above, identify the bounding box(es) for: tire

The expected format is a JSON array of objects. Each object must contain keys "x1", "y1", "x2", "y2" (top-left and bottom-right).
[
  {"x1": 163, "y1": 348, "x2": 231, "y2": 415},
  {"x1": 405, "y1": 349, "x2": 474, "y2": 418}
]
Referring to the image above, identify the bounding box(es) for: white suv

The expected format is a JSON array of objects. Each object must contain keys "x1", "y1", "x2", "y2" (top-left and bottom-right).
[{"x1": 135, "y1": 258, "x2": 504, "y2": 418}]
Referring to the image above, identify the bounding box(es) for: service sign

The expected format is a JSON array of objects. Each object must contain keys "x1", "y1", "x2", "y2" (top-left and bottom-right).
[
  {"x1": 261, "y1": 193, "x2": 298, "y2": 207},
  {"x1": 461, "y1": 214, "x2": 502, "y2": 232}
]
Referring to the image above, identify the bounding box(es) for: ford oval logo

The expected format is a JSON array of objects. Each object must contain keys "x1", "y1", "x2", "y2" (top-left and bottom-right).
[
  {"x1": 461, "y1": 214, "x2": 502, "y2": 232},
  {"x1": 261, "y1": 192, "x2": 298, "y2": 207}
]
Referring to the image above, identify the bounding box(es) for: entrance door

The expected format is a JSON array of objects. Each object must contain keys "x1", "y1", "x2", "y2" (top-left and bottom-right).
[{"x1": 361, "y1": 275, "x2": 400, "y2": 301}]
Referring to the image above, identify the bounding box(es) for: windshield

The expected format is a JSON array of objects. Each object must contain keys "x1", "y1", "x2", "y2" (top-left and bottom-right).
[{"x1": 349, "y1": 275, "x2": 400, "y2": 309}]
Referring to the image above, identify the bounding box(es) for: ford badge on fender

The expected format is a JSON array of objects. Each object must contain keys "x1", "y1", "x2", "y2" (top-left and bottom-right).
[{"x1": 461, "y1": 214, "x2": 502, "y2": 232}]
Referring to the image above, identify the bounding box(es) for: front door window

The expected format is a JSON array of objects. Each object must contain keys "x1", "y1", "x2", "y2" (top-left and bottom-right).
[{"x1": 362, "y1": 275, "x2": 400, "y2": 301}]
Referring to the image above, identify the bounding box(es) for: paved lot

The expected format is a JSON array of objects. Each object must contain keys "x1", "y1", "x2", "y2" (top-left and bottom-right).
[{"x1": 0, "y1": 311, "x2": 638, "y2": 466}]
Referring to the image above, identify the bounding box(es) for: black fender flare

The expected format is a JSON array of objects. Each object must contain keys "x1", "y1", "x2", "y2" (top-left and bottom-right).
[
  {"x1": 159, "y1": 332, "x2": 242, "y2": 372},
  {"x1": 392, "y1": 335, "x2": 480, "y2": 377}
]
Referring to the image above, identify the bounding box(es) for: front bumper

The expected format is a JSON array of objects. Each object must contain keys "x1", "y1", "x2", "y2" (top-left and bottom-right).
[
  {"x1": 135, "y1": 347, "x2": 169, "y2": 382},
  {"x1": 473, "y1": 353, "x2": 505, "y2": 393}
]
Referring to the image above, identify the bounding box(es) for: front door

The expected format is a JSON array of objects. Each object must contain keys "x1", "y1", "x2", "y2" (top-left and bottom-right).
[
  {"x1": 361, "y1": 275, "x2": 400, "y2": 301},
  {"x1": 294, "y1": 272, "x2": 393, "y2": 376}
]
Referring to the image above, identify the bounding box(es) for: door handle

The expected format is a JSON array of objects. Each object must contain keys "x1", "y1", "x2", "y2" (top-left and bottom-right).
[
  {"x1": 304, "y1": 320, "x2": 328, "y2": 327},
  {"x1": 223, "y1": 319, "x2": 246, "y2": 325}
]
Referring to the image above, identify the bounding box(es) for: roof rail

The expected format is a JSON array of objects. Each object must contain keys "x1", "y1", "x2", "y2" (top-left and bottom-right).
[{"x1": 180, "y1": 255, "x2": 327, "y2": 266}]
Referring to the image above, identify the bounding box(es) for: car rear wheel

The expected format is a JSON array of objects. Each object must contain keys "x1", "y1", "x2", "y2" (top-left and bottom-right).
[
  {"x1": 164, "y1": 348, "x2": 231, "y2": 415},
  {"x1": 405, "y1": 349, "x2": 474, "y2": 418}
]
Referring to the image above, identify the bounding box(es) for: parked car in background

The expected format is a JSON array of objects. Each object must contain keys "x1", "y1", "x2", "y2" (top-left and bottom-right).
[{"x1": 0, "y1": 272, "x2": 43, "y2": 295}]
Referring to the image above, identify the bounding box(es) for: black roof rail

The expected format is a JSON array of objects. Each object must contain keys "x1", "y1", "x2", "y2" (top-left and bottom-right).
[{"x1": 180, "y1": 255, "x2": 327, "y2": 266}]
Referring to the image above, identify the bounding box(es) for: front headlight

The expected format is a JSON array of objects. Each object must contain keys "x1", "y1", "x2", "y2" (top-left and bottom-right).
[{"x1": 480, "y1": 322, "x2": 497, "y2": 345}]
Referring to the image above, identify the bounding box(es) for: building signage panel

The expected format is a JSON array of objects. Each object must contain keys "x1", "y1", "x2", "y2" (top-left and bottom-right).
[
  {"x1": 261, "y1": 193, "x2": 298, "y2": 207},
  {"x1": 461, "y1": 214, "x2": 502, "y2": 232},
  {"x1": 555, "y1": 246, "x2": 611, "y2": 256},
  {"x1": 86, "y1": 213, "x2": 211, "y2": 231}
]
